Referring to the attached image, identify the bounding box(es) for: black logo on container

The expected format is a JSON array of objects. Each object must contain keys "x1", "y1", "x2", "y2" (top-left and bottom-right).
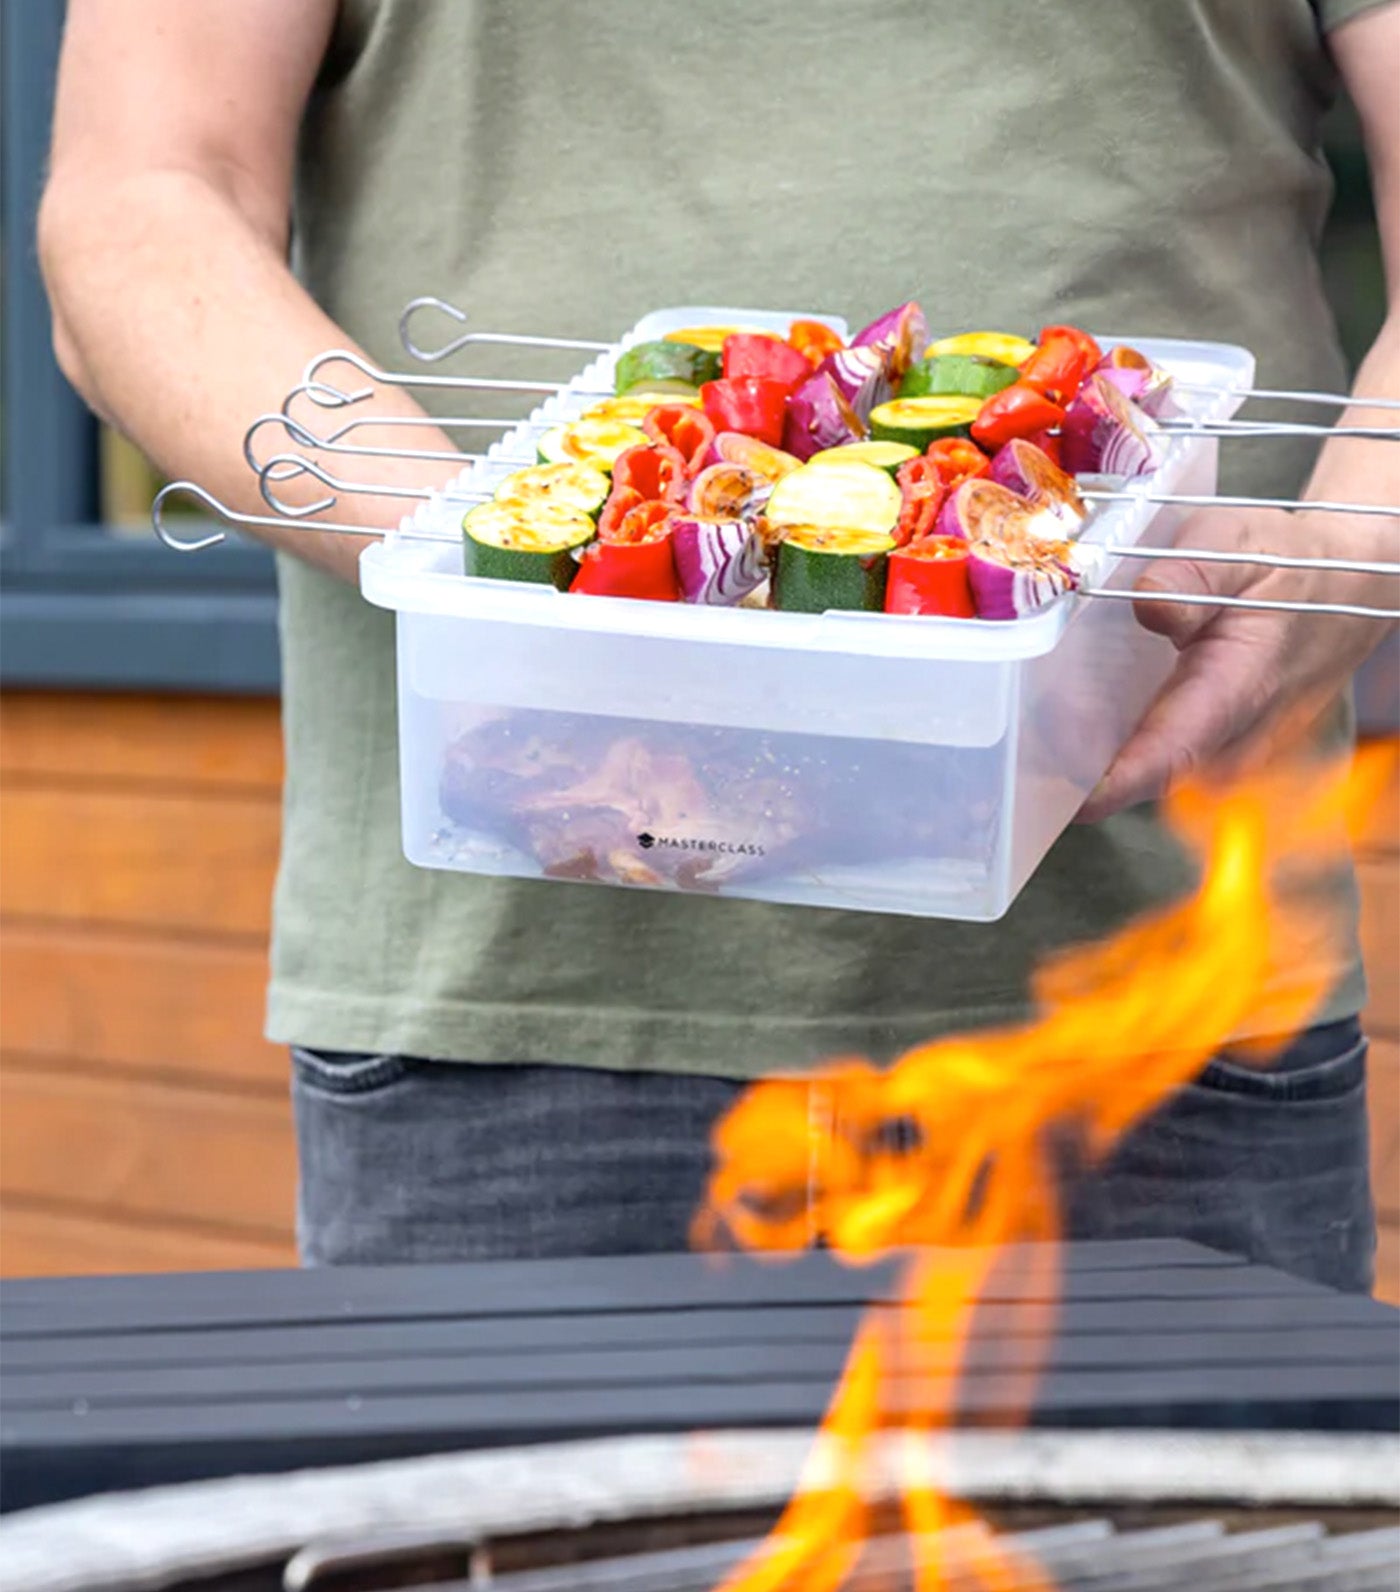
[{"x1": 634, "y1": 832, "x2": 766, "y2": 858}]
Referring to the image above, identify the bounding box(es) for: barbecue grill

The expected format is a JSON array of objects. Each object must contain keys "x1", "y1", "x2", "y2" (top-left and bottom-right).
[{"x1": 2, "y1": 1239, "x2": 1396, "y2": 1591}]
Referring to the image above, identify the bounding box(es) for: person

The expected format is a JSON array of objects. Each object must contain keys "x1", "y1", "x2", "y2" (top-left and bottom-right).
[{"x1": 40, "y1": 0, "x2": 1398, "y2": 1289}]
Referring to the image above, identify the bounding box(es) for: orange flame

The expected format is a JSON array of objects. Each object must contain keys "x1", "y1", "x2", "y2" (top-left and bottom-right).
[{"x1": 696, "y1": 740, "x2": 1397, "y2": 1592}]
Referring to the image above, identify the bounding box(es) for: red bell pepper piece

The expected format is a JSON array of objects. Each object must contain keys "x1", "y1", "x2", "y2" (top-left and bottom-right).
[
  {"x1": 722, "y1": 334, "x2": 811, "y2": 395},
  {"x1": 786, "y1": 319, "x2": 846, "y2": 369},
  {"x1": 571, "y1": 507, "x2": 679, "y2": 601},
  {"x1": 699, "y1": 377, "x2": 790, "y2": 448},
  {"x1": 597, "y1": 484, "x2": 645, "y2": 539},
  {"x1": 924, "y1": 436, "x2": 991, "y2": 492},
  {"x1": 893, "y1": 456, "x2": 947, "y2": 547},
  {"x1": 611, "y1": 443, "x2": 687, "y2": 504},
  {"x1": 972, "y1": 382, "x2": 1067, "y2": 450},
  {"x1": 1021, "y1": 325, "x2": 1103, "y2": 404},
  {"x1": 885, "y1": 537, "x2": 975, "y2": 618},
  {"x1": 1039, "y1": 324, "x2": 1103, "y2": 367},
  {"x1": 641, "y1": 405, "x2": 716, "y2": 478}
]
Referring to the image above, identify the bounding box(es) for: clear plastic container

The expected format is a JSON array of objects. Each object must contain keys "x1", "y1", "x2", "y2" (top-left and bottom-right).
[{"x1": 361, "y1": 309, "x2": 1252, "y2": 921}]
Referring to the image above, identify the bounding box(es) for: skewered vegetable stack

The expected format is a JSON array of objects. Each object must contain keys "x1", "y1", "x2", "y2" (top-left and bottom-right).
[{"x1": 461, "y1": 306, "x2": 1177, "y2": 620}]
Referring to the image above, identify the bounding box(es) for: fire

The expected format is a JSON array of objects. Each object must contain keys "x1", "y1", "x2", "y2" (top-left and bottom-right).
[{"x1": 696, "y1": 740, "x2": 1397, "y2": 1592}]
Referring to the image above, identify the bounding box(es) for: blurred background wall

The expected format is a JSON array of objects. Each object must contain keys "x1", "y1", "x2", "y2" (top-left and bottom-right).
[{"x1": 0, "y1": 4, "x2": 1395, "y2": 1288}]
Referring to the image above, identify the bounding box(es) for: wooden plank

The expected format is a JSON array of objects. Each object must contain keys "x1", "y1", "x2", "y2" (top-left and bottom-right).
[
  {"x1": 0, "y1": 785, "x2": 279, "y2": 936},
  {"x1": 0, "y1": 693, "x2": 283, "y2": 791},
  {"x1": 0, "y1": 1066, "x2": 296, "y2": 1237},
  {"x1": 0, "y1": 924, "x2": 281, "y2": 1090},
  {"x1": 1370, "y1": 1038, "x2": 1400, "y2": 1222},
  {"x1": 1360, "y1": 854, "x2": 1400, "y2": 1036},
  {"x1": 0, "y1": 1205, "x2": 295, "y2": 1279}
]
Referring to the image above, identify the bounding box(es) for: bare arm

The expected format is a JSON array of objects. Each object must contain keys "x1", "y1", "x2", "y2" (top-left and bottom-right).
[
  {"x1": 40, "y1": 0, "x2": 461, "y2": 582},
  {"x1": 1082, "y1": 3, "x2": 1400, "y2": 817}
]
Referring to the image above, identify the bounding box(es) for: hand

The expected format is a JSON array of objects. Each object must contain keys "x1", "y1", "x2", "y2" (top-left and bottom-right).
[{"x1": 1079, "y1": 507, "x2": 1399, "y2": 820}]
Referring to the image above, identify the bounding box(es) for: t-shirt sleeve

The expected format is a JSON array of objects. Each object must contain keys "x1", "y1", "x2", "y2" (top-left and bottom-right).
[{"x1": 1313, "y1": 0, "x2": 1398, "y2": 32}]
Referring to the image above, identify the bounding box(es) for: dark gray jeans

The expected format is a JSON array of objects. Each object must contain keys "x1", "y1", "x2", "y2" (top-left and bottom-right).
[{"x1": 291, "y1": 1018, "x2": 1374, "y2": 1292}]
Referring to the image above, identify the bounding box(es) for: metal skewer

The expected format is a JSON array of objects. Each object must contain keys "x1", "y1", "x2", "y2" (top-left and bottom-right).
[
  {"x1": 244, "y1": 411, "x2": 573, "y2": 474},
  {"x1": 151, "y1": 481, "x2": 408, "y2": 553},
  {"x1": 399, "y1": 296, "x2": 611, "y2": 364},
  {"x1": 1081, "y1": 587, "x2": 1399, "y2": 620},
  {"x1": 299, "y1": 348, "x2": 614, "y2": 409},
  {"x1": 1173, "y1": 382, "x2": 1400, "y2": 413},
  {"x1": 256, "y1": 454, "x2": 503, "y2": 518},
  {"x1": 243, "y1": 413, "x2": 496, "y2": 474},
  {"x1": 1156, "y1": 417, "x2": 1400, "y2": 441},
  {"x1": 1081, "y1": 490, "x2": 1400, "y2": 520},
  {"x1": 1098, "y1": 543, "x2": 1399, "y2": 578}
]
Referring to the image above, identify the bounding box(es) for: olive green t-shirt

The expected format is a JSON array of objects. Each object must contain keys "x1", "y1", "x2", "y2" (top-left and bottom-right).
[{"x1": 270, "y1": 0, "x2": 1381, "y2": 1073}]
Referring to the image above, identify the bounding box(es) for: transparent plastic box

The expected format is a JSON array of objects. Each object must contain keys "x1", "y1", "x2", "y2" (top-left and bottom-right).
[{"x1": 361, "y1": 309, "x2": 1252, "y2": 921}]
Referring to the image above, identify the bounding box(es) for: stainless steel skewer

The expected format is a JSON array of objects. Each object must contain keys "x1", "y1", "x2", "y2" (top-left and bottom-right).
[
  {"x1": 1098, "y1": 543, "x2": 1399, "y2": 577},
  {"x1": 151, "y1": 481, "x2": 455, "y2": 552},
  {"x1": 244, "y1": 411, "x2": 572, "y2": 474},
  {"x1": 1173, "y1": 382, "x2": 1400, "y2": 413},
  {"x1": 300, "y1": 348, "x2": 614, "y2": 408},
  {"x1": 256, "y1": 454, "x2": 507, "y2": 518},
  {"x1": 242, "y1": 413, "x2": 501, "y2": 474},
  {"x1": 399, "y1": 296, "x2": 611, "y2": 364},
  {"x1": 1081, "y1": 587, "x2": 1400, "y2": 620},
  {"x1": 1081, "y1": 490, "x2": 1400, "y2": 520},
  {"x1": 1156, "y1": 416, "x2": 1400, "y2": 440}
]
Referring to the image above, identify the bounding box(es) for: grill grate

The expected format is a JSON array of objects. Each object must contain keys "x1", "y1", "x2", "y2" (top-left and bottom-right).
[
  {"x1": 285, "y1": 1509, "x2": 1400, "y2": 1592},
  {"x1": 285, "y1": 1512, "x2": 1400, "y2": 1592}
]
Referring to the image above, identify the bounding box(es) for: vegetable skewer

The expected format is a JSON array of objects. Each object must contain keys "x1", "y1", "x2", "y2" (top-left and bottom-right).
[{"x1": 152, "y1": 480, "x2": 1400, "y2": 619}]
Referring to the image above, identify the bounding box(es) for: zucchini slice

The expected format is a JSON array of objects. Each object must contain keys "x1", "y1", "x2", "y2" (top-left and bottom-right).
[
  {"x1": 537, "y1": 417, "x2": 648, "y2": 471},
  {"x1": 493, "y1": 461, "x2": 611, "y2": 521},
  {"x1": 923, "y1": 331, "x2": 1037, "y2": 367},
  {"x1": 773, "y1": 524, "x2": 895, "y2": 613},
  {"x1": 807, "y1": 440, "x2": 918, "y2": 477},
  {"x1": 614, "y1": 340, "x2": 721, "y2": 395},
  {"x1": 868, "y1": 396, "x2": 983, "y2": 451},
  {"x1": 900, "y1": 354, "x2": 1018, "y2": 402},
  {"x1": 662, "y1": 324, "x2": 766, "y2": 353},
  {"x1": 462, "y1": 502, "x2": 594, "y2": 589},
  {"x1": 583, "y1": 392, "x2": 701, "y2": 426},
  {"x1": 765, "y1": 459, "x2": 902, "y2": 536}
]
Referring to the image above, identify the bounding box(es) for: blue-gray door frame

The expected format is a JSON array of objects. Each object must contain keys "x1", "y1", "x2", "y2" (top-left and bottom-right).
[{"x1": 0, "y1": 0, "x2": 280, "y2": 693}]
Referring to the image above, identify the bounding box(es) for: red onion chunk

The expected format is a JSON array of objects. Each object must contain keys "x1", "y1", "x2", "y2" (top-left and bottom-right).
[
  {"x1": 688, "y1": 461, "x2": 770, "y2": 519},
  {"x1": 782, "y1": 370, "x2": 867, "y2": 461},
  {"x1": 671, "y1": 515, "x2": 769, "y2": 605},
  {"x1": 711, "y1": 432, "x2": 802, "y2": 483},
  {"x1": 1060, "y1": 374, "x2": 1162, "y2": 478},
  {"x1": 936, "y1": 478, "x2": 1038, "y2": 542},
  {"x1": 816, "y1": 346, "x2": 893, "y2": 422},
  {"x1": 988, "y1": 439, "x2": 1086, "y2": 531},
  {"x1": 968, "y1": 531, "x2": 1082, "y2": 620},
  {"x1": 852, "y1": 301, "x2": 928, "y2": 384},
  {"x1": 1094, "y1": 348, "x2": 1178, "y2": 419}
]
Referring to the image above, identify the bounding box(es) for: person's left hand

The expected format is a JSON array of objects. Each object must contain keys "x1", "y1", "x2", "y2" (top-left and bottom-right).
[{"x1": 1079, "y1": 506, "x2": 1399, "y2": 820}]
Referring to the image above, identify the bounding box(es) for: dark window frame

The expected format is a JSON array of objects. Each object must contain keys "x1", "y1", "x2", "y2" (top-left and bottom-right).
[{"x1": 0, "y1": 0, "x2": 280, "y2": 694}]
